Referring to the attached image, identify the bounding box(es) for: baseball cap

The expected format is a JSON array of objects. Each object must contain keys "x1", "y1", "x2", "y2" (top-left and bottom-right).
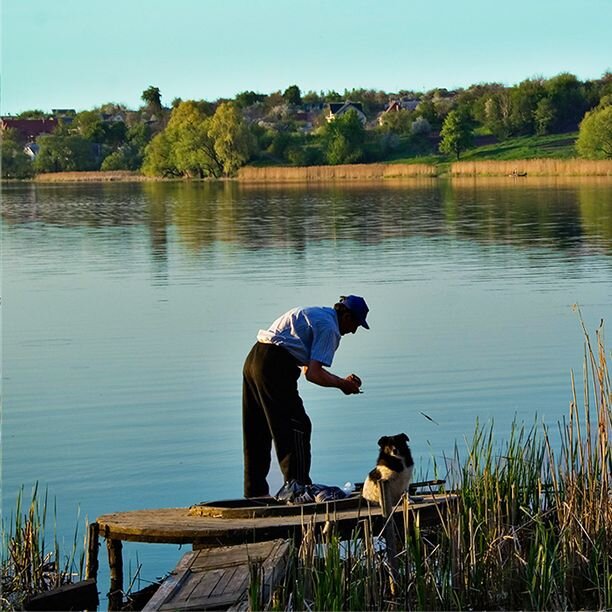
[{"x1": 340, "y1": 295, "x2": 370, "y2": 329}]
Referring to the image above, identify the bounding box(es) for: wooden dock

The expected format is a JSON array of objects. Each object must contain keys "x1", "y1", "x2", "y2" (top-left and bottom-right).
[
  {"x1": 90, "y1": 491, "x2": 455, "y2": 609},
  {"x1": 142, "y1": 539, "x2": 290, "y2": 611}
]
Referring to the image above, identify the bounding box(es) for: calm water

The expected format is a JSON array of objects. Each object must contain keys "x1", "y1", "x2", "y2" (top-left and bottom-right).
[{"x1": 2, "y1": 178, "x2": 611, "y2": 596}]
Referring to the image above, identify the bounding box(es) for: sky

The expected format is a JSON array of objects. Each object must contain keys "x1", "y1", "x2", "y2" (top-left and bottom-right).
[{"x1": 1, "y1": 0, "x2": 611, "y2": 116}]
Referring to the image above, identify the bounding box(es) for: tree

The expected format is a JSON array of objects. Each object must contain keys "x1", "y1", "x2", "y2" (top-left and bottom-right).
[
  {"x1": 142, "y1": 131, "x2": 180, "y2": 177},
  {"x1": 1, "y1": 128, "x2": 33, "y2": 178},
  {"x1": 576, "y1": 105, "x2": 612, "y2": 159},
  {"x1": 235, "y1": 91, "x2": 266, "y2": 108},
  {"x1": 545, "y1": 73, "x2": 589, "y2": 131},
  {"x1": 483, "y1": 93, "x2": 512, "y2": 138},
  {"x1": 74, "y1": 110, "x2": 106, "y2": 142},
  {"x1": 322, "y1": 109, "x2": 366, "y2": 164},
  {"x1": 282, "y1": 85, "x2": 302, "y2": 106},
  {"x1": 410, "y1": 116, "x2": 431, "y2": 136},
  {"x1": 439, "y1": 109, "x2": 474, "y2": 159},
  {"x1": 379, "y1": 108, "x2": 413, "y2": 134},
  {"x1": 533, "y1": 97, "x2": 556, "y2": 135},
  {"x1": 34, "y1": 129, "x2": 97, "y2": 172},
  {"x1": 17, "y1": 109, "x2": 47, "y2": 119},
  {"x1": 207, "y1": 102, "x2": 254, "y2": 176},
  {"x1": 143, "y1": 100, "x2": 221, "y2": 178},
  {"x1": 141, "y1": 86, "x2": 162, "y2": 112},
  {"x1": 510, "y1": 78, "x2": 546, "y2": 134}
]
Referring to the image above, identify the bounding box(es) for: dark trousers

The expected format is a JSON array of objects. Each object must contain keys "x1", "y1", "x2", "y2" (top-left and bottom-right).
[{"x1": 242, "y1": 342, "x2": 312, "y2": 497}]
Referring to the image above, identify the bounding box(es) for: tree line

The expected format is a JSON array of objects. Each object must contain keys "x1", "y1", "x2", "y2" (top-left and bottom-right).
[{"x1": 2, "y1": 73, "x2": 611, "y2": 179}]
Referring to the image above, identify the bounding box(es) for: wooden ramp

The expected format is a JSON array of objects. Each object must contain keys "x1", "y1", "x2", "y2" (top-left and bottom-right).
[{"x1": 142, "y1": 539, "x2": 290, "y2": 611}]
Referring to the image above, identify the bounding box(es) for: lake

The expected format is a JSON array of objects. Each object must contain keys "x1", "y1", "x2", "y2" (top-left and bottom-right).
[{"x1": 2, "y1": 177, "x2": 611, "y2": 597}]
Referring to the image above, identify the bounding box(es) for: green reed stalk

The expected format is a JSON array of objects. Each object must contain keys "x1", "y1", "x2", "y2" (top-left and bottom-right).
[{"x1": 0, "y1": 485, "x2": 85, "y2": 610}]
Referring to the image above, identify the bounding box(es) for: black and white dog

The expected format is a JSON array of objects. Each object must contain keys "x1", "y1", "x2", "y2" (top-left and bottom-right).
[{"x1": 362, "y1": 433, "x2": 414, "y2": 506}]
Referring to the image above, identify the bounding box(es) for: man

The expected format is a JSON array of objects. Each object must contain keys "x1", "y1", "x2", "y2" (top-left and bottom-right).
[{"x1": 242, "y1": 295, "x2": 369, "y2": 498}]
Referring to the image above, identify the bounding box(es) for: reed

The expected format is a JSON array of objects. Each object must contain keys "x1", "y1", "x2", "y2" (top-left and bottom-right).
[
  {"x1": 262, "y1": 314, "x2": 611, "y2": 610},
  {"x1": 451, "y1": 158, "x2": 612, "y2": 177},
  {"x1": 0, "y1": 485, "x2": 85, "y2": 610},
  {"x1": 34, "y1": 170, "x2": 148, "y2": 182},
  {"x1": 237, "y1": 163, "x2": 438, "y2": 182}
]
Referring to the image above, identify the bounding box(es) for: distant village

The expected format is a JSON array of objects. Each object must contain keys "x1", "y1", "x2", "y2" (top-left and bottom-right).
[
  {"x1": 0, "y1": 96, "x2": 421, "y2": 155},
  {"x1": 2, "y1": 72, "x2": 610, "y2": 178}
]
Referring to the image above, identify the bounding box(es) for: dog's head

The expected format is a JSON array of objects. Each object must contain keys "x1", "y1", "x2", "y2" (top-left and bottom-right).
[{"x1": 377, "y1": 433, "x2": 413, "y2": 463}]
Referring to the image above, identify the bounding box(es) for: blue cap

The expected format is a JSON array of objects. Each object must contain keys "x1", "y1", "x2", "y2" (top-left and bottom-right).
[{"x1": 340, "y1": 295, "x2": 370, "y2": 329}]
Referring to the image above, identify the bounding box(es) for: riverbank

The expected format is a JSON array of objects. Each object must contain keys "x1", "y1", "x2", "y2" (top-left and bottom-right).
[
  {"x1": 238, "y1": 158, "x2": 612, "y2": 181},
  {"x1": 28, "y1": 158, "x2": 612, "y2": 183}
]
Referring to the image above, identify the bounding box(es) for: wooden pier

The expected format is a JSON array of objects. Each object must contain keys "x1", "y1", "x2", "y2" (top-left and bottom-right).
[{"x1": 90, "y1": 490, "x2": 455, "y2": 609}]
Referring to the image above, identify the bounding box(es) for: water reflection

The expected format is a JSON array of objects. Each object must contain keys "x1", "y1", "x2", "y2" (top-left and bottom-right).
[{"x1": 2, "y1": 178, "x2": 611, "y2": 259}]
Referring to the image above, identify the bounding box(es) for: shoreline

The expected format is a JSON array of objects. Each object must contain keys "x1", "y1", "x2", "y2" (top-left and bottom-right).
[{"x1": 10, "y1": 159, "x2": 612, "y2": 184}]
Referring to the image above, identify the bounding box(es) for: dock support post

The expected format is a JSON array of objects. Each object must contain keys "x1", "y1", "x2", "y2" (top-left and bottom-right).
[
  {"x1": 379, "y1": 480, "x2": 399, "y2": 597},
  {"x1": 107, "y1": 539, "x2": 123, "y2": 610},
  {"x1": 85, "y1": 522, "x2": 99, "y2": 581}
]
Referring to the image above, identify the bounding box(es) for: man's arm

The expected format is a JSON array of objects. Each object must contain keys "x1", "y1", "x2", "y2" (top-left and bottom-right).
[{"x1": 303, "y1": 360, "x2": 361, "y2": 395}]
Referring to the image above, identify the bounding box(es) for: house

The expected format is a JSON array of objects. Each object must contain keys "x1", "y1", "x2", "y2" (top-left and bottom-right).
[
  {"x1": 51, "y1": 109, "x2": 76, "y2": 124},
  {"x1": 399, "y1": 97, "x2": 420, "y2": 111},
  {"x1": 326, "y1": 101, "x2": 367, "y2": 124},
  {"x1": 0, "y1": 117, "x2": 58, "y2": 142},
  {"x1": 101, "y1": 112, "x2": 126, "y2": 124}
]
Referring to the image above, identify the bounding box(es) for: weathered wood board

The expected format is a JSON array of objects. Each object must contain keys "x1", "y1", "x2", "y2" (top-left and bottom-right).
[
  {"x1": 142, "y1": 539, "x2": 290, "y2": 611},
  {"x1": 96, "y1": 493, "x2": 455, "y2": 547}
]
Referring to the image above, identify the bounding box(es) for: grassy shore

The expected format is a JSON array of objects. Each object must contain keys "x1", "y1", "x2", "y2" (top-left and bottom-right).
[
  {"x1": 257, "y1": 313, "x2": 611, "y2": 611},
  {"x1": 24, "y1": 133, "x2": 612, "y2": 183}
]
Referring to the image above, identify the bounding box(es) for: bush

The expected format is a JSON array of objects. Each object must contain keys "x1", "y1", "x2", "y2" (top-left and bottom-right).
[{"x1": 577, "y1": 105, "x2": 612, "y2": 159}]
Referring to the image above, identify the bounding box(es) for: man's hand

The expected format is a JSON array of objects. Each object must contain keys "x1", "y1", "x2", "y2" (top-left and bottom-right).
[
  {"x1": 340, "y1": 374, "x2": 362, "y2": 395},
  {"x1": 305, "y1": 361, "x2": 363, "y2": 395}
]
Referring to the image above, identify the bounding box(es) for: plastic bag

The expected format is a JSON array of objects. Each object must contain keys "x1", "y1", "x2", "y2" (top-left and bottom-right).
[{"x1": 274, "y1": 479, "x2": 347, "y2": 504}]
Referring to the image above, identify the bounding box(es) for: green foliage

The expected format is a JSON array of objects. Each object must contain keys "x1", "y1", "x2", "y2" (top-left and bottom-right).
[
  {"x1": 16, "y1": 109, "x2": 47, "y2": 119},
  {"x1": 378, "y1": 108, "x2": 413, "y2": 134},
  {"x1": 414, "y1": 98, "x2": 441, "y2": 128},
  {"x1": 1, "y1": 129, "x2": 34, "y2": 179},
  {"x1": 143, "y1": 101, "x2": 217, "y2": 178},
  {"x1": 207, "y1": 102, "x2": 254, "y2": 175},
  {"x1": 576, "y1": 105, "x2": 612, "y2": 159},
  {"x1": 509, "y1": 78, "x2": 546, "y2": 134},
  {"x1": 322, "y1": 110, "x2": 366, "y2": 164},
  {"x1": 142, "y1": 132, "x2": 179, "y2": 177},
  {"x1": 439, "y1": 109, "x2": 474, "y2": 159},
  {"x1": 235, "y1": 91, "x2": 266, "y2": 108},
  {"x1": 1, "y1": 485, "x2": 85, "y2": 610},
  {"x1": 545, "y1": 72, "x2": 589, "y2": 131},
  {"x1": 34, "y1": 130, "x2": 97, "y2": 172},
  {"x1": 74, "y1": 110, "x2": 106, "y2": 142},
  {"x1": 533, "y1": 97, "x2": 556, "y2": 135},
  {"x1": 143, "y1": 100, "x2": 253, "y2": 177},
  {"x1": 282, "y1": 85, "x2": 302, "y2": 106},
  {"x1": 141, "y1": 85, "x2": 162, "y2": 111}
]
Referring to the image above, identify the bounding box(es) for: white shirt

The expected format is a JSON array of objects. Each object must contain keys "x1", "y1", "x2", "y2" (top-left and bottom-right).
[{"x1": 257, "y1": 306, "x2": 341, "y2": 366}]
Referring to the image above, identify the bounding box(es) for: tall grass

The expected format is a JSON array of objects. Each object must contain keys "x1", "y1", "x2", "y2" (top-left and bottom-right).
[
  {"x1": 258, "y1": 317, "x2": 611, "y2": 610},
  {"x1": 0, "y1": 485, "x2": 86, "y2": 610},
  {"x1": 237, "y1": 163, "x2": 438, "y2": 181},
  {"x1": 451, "y1": 158, "x2": 612, "y2": 176}
]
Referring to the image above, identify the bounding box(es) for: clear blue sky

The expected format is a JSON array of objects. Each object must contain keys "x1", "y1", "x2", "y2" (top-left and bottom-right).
[{"x1": 2, "y1": 0, "x2": 610, "y2": 115}]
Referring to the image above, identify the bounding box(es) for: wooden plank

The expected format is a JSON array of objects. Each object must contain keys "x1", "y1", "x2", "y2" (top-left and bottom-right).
[
  {"x1": 85, "y1": 522, "x2": 99, "y2": 581},
  {"x1": 144, "y1": 539, "x2": 290, "y2": 611},
  {"x1": 142, "y1": 552, "x2": 197, "y2": 612},
  {"x1": 107, "y1": 538, "x2": 123, "y2": 610},
  {"x1": 96, "y1": 494, "x2": 456, "y2": 546}
]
